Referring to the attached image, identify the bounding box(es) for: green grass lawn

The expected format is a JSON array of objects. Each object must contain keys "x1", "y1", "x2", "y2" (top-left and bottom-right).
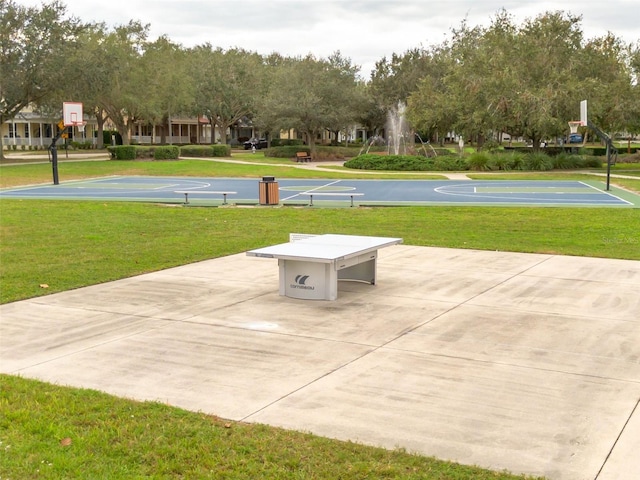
[
  {"x1": 1, "y1": 155, "x2": 639, "y2": 479},
  {"x1": 2, "y1": 200, "x2": 639, "y2": 304},
  {"x1": 0, "y1": 375, "x2": 543, "y2": 480}
]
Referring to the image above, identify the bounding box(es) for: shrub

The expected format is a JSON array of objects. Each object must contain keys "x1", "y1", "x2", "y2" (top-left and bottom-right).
[
  {"x1": 416, "y1": 147, "x2": 454, "y2": 157},
  {"x1": 107, "y1": 145, "x2": 136, "y2": 160},
  {"x1": 103, "y1": 130, "x2": 122, "y2": 146},
  {"x1": 271, "y1": 138, "x2": 304, "y2": 147},
  {"x1": 211, "y1": 144, "x2": 231, "y2": 157},
  {"x1": 70, "y1": 140, "x2": 94, "y2": 150},
  {"x1": 179, "y1": 144, "x2": 230, "y2": 157},
  {"x1": 586, "y1": 147, "x2": 608, "y2": 156},
  {"x1": 313, "y1": 146, "x2": 356, "y2": 160},
  {"x1": 525, "y1": 152, "x2": 554, "y2": 171},
  {"x1": 267, "y1": 146, "x2": 311, "y2": 159},
  {"x1": 619, "y1": 153, "x2": 640, "y2": 163},
  {"x1": 542, "y1": 147, "x2": 566, "y2": 156},
  {"x1": 480, "y1": 139, "x2": 501, "y2": 152},
  {"x1": 552, "y1": 152, "x2": 583, "y2": 169},
  {"x1": 134, "y1": 146, "x2": 154, "y2": 159},
  {"x1": 153, "y1": 145, "x2": 180, "y2": 160},
  {"x1": 466, "y1": 152, "x2": 493, "y2": 171},
  {"x1": 433, "y1": 156, "x2": 467, "y2": 171},
  {"x1": 491, "y1": 153, "x2": 516, "y2": 171},
  {"x1": 582, "y1": 157, "x2": 604, "y2": 168},
  {"x1": 345, "y1": 154, "x2": 437, "y2": 171}
]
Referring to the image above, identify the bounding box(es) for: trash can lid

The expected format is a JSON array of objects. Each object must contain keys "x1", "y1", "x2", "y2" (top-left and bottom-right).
[{"x1": 262, "y1": 176, "x2": 275, "y2": 182}]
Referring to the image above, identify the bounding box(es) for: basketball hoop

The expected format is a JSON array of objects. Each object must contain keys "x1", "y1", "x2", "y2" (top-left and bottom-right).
[
  {"x1": 73, "y1": 122, "x2": 87, "y2": 134},
  {"x1": 568, "y1": 121, "x2": 583, "y2": 134}
]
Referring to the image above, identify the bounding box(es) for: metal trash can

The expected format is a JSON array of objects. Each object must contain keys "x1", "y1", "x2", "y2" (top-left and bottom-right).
[{"x1": 259, "y1": 176, "x2": 279, "y2": 205}]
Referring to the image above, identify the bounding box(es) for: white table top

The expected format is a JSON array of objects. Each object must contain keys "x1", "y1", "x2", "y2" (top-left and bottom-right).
[{"x1": 246, "y1": 234, "x2": 403, "y2": 263}]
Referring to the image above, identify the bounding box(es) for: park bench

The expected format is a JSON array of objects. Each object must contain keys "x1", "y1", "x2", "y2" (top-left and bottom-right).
[
  {"x1": 295, "y1": 151, "x2": 312, "y2": 163},
  {"x1": 174, "y1": 190, "x2": 236, "y2": 205},
  {"x1": 303, "y1": 192, "x2": 364, "y2": 207}
]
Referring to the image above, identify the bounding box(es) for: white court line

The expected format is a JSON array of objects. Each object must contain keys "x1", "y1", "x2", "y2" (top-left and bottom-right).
[
  {"x1": 434, "y1": 182, "x2": 628, "y2": 205},
  {"x1": 280, "y1": 180, "x2": 343, "y2": 201},
  {"x1": 580, "y1": 181, "x2": 633, "y2": 205}
]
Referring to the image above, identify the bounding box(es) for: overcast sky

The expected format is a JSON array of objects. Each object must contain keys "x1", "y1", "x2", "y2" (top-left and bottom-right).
[{"x1": 18, "y1": 0, "x2": 640, "y2": 78}]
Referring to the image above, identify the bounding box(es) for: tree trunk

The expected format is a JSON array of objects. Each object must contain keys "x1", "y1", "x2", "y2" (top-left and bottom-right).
[
  {"x1": 96, "y1": 111, "x2": 106, "y2": 149},
  {"x1": 160, "y1": 115, "x2": 168, "y2": 144},
  {"x1": 306, "y1": 130, "x2": 316, "y2": 152},
  {"x1": 219, "y1": 121, "x2": 230, "y2": 144},
  {"x1": 530, "y1": 134, "x2": 541, "y2": 152}
]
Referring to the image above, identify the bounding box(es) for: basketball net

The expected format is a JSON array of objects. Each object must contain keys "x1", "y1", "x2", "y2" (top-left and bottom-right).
[
  {"x1": 74, "y1": 122, "x2": 86, "y2": 133},
  {"x1": 568, "y1": 121, "x2": 583, "y2": 134}
]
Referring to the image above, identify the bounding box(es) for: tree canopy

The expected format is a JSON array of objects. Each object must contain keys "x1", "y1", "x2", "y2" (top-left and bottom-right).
[
  {"x1": 1, "y1": 1, "x2": 639, "y2": 156},
  {"x1": 406, "y1": 10, "x2": 640, "y2": 148}
]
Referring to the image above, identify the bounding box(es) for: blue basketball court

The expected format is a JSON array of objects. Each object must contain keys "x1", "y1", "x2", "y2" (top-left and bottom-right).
[{"x1": 0, "y1": 176, "x2": 636, "y2": 207}]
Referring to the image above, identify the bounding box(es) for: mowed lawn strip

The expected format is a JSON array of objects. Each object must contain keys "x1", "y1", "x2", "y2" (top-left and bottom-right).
[
  {"x1": 0, "y1": 157, "x2": 448, "y2": 187},
  {"x1": 1, "y1": 200, "x2": 639, "y2": 304}
]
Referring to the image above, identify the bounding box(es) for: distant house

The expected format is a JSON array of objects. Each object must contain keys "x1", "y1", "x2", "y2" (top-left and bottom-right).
[{"x1": 3, "y1": 105, "x2": 373, "y2": 149}]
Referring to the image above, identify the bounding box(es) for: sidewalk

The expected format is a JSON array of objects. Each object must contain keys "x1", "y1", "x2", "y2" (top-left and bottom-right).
[{"x1": 2, "y1": 245, "x2": 639, "y2": 480}]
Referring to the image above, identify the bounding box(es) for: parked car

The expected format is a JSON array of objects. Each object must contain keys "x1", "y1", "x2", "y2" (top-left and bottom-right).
[
  {"x1": 243, "y1": 138, "x2": 268, "y2": 150},
  {"x1": 568, "y1": 133, "x2": 583, "y2": 144}
]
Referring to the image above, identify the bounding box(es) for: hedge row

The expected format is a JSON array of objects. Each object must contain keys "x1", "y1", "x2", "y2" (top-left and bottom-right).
[
  {"x1": 107, "y1": 144, "x2": 230, "y2": 160},
  {"x1": 587, "y1": 146, "x2": 639, "y2": 156},
  {"x1": 345, "y1": 154, "x2": 466, "y2": 171},
  {"x1": 345, "y1": 152, "x2": 603, "y2": 172},
  {"x1": 504, "y1": 146, "x2": 639, "y2": 156},
  {"x1": 179, "y1": 145, "x2": 231, "y2": 157},
  {"x1": 270, "y1": 138, "x2": 305, "y2": 147},
  {"x1": 265, "y1": 145, "x2": 357, "y2": 160}
]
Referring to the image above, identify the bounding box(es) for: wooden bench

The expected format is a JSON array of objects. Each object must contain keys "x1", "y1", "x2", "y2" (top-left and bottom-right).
[
  {"x1": 295, "y1": 151, "x2": 312, "y2": 163},
  {"x1": 303, "y1": 192, "x2": 364, "y2": 207},
  {"x1": 174, "y1": 190, "x2": 236, "y2": 205}
]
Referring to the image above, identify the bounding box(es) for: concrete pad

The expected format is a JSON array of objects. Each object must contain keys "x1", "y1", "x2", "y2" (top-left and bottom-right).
[
  {"x1": 1, "y1": 245, "x2": 639, "y2": 480},
  {"x1": 191, "y1": 291, "x2": 454, "y2": 345},
  {"x1": 14, "y1": 321, "x2": 373, "y2": 420},
  {"x1": 597, "y1": 404, "x2": 640, "y2": 480},
  {"x1": 0, "y1": 301, "x2": 170, "y2": 372},
  {"x1": 393, "y1": 305, "x2": 640, "y2": 381},
  {"x1": 248, "y1": 348, "x2": 639, "y2": 480}
]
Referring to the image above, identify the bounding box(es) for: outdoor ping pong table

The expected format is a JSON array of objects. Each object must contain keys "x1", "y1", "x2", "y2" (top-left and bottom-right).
[{"x1": 246, "y1": 234, "x2": 403, "y2": 300}]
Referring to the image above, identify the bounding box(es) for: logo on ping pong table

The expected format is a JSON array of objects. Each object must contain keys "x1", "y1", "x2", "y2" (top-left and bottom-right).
[{"x1": 291, "y1": 274, "x2": 314, "y2": 290}]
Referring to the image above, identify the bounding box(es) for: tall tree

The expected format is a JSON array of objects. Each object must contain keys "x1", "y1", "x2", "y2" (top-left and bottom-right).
[
  {"x1": 140, "y1": 36, "x2": 192, "y2": 144},
  {"x1": 405, "y1": 44, "x2": 456, "y2": 144},
  {"x1": 0, "y1": 0, "x2": 83, "y2": 158},
  {"x1": 260, "y1": 54, "x2": 362, "y2": 151},
  {"x1": 406, "y1": 10, "x2": 629, "y2": 150},
  {"x1": 96, "y1": 21, "x2": 148, "y2": 145},
  {"x1": 626, "y1": 42, "x2": 640, "y2": 138},
  {"x1": 578, "y1": 33, "x2": 636, "y2": 136},
  {"x1": 58, "y1": 22, "x2": 112, "y2": 147},
  {"x1": 322, "y1": 51, "x2": 363, "y2": 145},
  {"x1": 189, "y1": 45, "x2": 263, "y2": 145}
]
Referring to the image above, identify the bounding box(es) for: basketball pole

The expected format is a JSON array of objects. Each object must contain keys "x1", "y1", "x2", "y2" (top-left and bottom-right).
[
  {"x1": 49, "y1": 124, "x2": 67, "y2": 185},
  {"x1": 580, "y1": 100, "x2": 616, "y2": 192},
  {"x1": 586, "y1": 120, "x2": 616, "y2": 191}
]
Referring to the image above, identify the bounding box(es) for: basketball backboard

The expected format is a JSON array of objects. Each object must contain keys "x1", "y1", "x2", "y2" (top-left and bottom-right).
[
  {"x1": 63, "y1": 102, "x2": 83, "y2": 126},
  {"x1": 580, "y1": 99, "x2": 587, "y2": 125}
]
